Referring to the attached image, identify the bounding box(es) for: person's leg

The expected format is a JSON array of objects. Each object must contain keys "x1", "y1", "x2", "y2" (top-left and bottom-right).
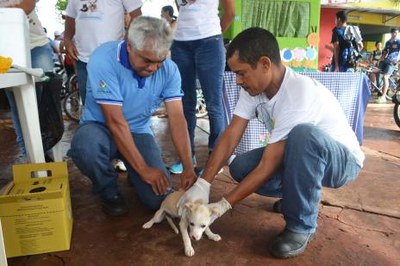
[
  {"x1": 382, "y1": 64, "x2": 395, "y2": 98},
  {"x1": 171, "y1": 40, "x2": 197, "y2": 154},
  {"x1": 124, "y1": 133, "x2": 171, "y2": 211},
  {"x1": 282, "y1": 124, "x2": 360, "y2": 233},
  {"x1": 229, "y1": 147, "x2": 282, "y2": 198},
  {"x1": 67, "y1": 122, "x2": 120, "y2": 200},
  {"x1": 270, "y1": 123, "x2": 360, "y2": 258},
  {"x1": 75, "y1": 60, "x2": 87, "y2": 105},
  {"x1": 169, "y1": 40, "x2": 197, "y2": 174},
  {"x1": 195, "y1": 35, "x2": 227, "y2": 152}
]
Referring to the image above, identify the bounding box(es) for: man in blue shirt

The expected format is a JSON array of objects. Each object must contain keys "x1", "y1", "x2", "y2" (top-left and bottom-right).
[
  {"x1": 376, "y1": 28, "x2": 400, "y2": 103},
  {"x1": 68, "y1": 17, "x2": 197, "y2": 216}
]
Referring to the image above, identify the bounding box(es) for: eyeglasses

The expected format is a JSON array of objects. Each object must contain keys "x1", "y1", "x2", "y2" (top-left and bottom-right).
[{"x1": 255, "y1": 102, "x2": 274, "y2": 132}]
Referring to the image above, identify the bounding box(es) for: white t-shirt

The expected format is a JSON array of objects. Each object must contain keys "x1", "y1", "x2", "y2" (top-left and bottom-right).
[
  {"x1": 0, "y1": 0, "x2": 48, "y2": 49},
  {"x1": 234, "y1": 67, "x2": 365, "y2": 167},
  {"x1": 174, "y1": 0, "x2": 221, "y2": 41},
  {"x1": 66, "y1": 0, "x2": 142, "y2": 62}
]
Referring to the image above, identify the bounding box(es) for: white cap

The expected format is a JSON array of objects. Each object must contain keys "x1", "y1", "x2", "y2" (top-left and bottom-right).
[{"x1": 54, "y1": 30, "x2": 62, "y2": 36}]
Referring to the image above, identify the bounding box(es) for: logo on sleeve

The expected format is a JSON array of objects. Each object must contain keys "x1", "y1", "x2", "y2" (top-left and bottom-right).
[
  {"x1": 97, "y1": 80, "x2": 111, "y2": 94},
  {"x1": 99, "y1": 80, "x2": 107, "y2": 88}
]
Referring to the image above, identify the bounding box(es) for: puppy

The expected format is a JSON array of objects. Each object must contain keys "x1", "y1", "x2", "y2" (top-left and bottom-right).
[{"x1": 142, "y1": 190, "x2": 221, "y2": 257}]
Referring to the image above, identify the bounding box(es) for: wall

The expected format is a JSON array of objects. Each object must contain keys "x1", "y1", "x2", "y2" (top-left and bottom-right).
[{"x1": 318, "y1": 8, "x2": 341, "y2": 71}]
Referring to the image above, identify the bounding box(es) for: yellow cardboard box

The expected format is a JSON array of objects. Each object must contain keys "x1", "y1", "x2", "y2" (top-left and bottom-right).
[{"x1": 0, "y1": 162, "x2": 73, "y2": 258}]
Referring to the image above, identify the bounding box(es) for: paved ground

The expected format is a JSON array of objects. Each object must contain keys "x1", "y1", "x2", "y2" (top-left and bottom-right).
[{"x1": 1, "y1": 102, "x2": 400, "y2": 265}]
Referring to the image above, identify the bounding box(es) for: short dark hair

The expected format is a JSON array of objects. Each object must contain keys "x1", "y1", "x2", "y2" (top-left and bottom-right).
[
  {"x1": 391, "y1": 28, "x2": 398, "y2": 33},
  {"x1": 226, "y1": 27, "x2": 281, "y2": 68},
  {"x1": 375, "y1": 41, "x2": 381, "y2": 46},
  {"x1": 162, "y1": 5, "x2": 174, "y2": 18},
  {"x1": 336, "y1": 10, "x2": 347, "y2": 23}
]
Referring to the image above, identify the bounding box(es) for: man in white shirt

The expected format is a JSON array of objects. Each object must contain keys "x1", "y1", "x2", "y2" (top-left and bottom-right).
[
  {"x1": 64, "y1": 0, "x2": 142, "y2": 106},
  {"x1": 178, "y1": 27, "x2": 364, "y2": 259}
]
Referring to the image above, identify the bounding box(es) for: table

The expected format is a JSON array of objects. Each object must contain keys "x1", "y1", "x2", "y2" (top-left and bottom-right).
[
  {"x1": 223, "y1": 71, "x2": 371, "y2": 155},
  {"x1": 0, "y1": 72, "x2": 46, "y2": 163},
  {"x1": 1, "y1": 8, "x2": 62, "y2": 163}
]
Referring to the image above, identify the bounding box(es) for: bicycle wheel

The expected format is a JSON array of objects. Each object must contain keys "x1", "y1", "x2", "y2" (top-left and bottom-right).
[
  {"x1": 394, "y1": 104, "x2": 400, "y2": 128},
  {"x1": 63, "y1": 90, "x2": 82, "y2": 122}
]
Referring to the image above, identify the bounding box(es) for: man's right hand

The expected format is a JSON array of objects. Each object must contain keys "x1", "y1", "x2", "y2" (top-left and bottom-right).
[
  {"x1": 64, "y1": 39, "x2": 79, "y2": 60},
  {"x1": 177, "y1": 178, "x2": 211, "y2": 215},
  {"x1": 141, "y1": 167, "x2": 170, "y2": 196}
]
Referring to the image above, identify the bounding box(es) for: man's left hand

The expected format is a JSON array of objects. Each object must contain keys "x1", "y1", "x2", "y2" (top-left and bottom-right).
[{"x1": 180, "y1": 168, "x2": 197, "y2": 190}]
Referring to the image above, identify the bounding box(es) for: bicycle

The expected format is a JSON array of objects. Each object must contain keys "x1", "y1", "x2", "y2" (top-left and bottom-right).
[{"x1": 62, "y1": 74, "x2": 83, "y2": 122}]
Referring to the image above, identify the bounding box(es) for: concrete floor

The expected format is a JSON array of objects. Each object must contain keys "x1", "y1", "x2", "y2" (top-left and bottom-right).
[{"x1": 1, "y1": 102, "x2": 400, "y2": 265}]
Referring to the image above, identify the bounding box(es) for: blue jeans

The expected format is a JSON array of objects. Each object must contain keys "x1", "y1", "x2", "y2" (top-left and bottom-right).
[
  {"x1": 6, "y1": 43, "x2": 54, "y2": 157},
  {"x1": 171, "y1": 35, "x2": 227, "y2": 155},
  {"x1": 76, "y1": 60, "x2": 87, "y2": 105},
  {"x1": 229, "y1": 124, "x2": 361, "y2": 234},
  {"x1": 67, "y1": 122, "x2": 171, "y2": 210}
]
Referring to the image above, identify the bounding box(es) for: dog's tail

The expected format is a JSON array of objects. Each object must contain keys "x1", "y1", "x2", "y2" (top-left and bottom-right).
[{"x1": 166, "y1": 216, "x2": 179, "y2": 234}]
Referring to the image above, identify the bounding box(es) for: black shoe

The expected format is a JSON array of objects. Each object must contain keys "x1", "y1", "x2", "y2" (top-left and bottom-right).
[
  {"x1": 101, "y1": 194, "x2": 128, "y2": 216},
  {"x1": 269, "y1": 228, "x2": 315, "y2": 259},
  {"x1": 272, "y1": 199, "x2": 282, "y2": 213}
]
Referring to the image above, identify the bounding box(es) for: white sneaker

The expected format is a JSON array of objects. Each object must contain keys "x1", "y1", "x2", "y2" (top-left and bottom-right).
[{"x1": 114, "y1": 159, "x2": 127, "y2": 172}]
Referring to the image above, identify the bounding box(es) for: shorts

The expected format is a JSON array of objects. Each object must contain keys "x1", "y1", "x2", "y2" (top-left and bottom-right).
[{"x1": 379, "y1": 60, "x2": 397, "y2": 76}]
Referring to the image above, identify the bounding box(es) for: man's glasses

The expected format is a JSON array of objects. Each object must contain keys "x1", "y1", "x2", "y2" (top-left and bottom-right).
[{"x1": 255, "y1": 102, "x2": 274, "y2": 132}]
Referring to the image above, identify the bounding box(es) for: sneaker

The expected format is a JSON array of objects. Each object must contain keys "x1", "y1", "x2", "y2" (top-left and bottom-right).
[
  {"x1": 375, "y1": 96, "x2": 387, "y2": 104},
  {"x1": 269, "y1": 228, "x2": 315, "y2": 259},
  {"x1": 169, "y1": 156, "x2": 197, "y2": 174},
  {"x1": 114, "y1": 159, "x2": 127, "y2": 172},
  {"x1": 101, "y1": 194, "x2": 128, "y2": 216}
]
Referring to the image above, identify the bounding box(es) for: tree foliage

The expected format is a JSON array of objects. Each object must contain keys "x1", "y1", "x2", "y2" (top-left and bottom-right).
[{"x1": 55, "y1": 0, "x2": 68, "y2": 12}]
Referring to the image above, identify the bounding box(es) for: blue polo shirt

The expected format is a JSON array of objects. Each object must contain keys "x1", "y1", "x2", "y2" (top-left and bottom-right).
[{"x1": 82, "y1": 40, "x2": 183, "y2": 134}]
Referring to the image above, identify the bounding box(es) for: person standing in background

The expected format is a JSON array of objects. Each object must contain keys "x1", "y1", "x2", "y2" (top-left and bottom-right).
[
  {"x1": 64, "y1": 0, "x2": 142, "y2": 171},
  {"x1": 64, "y1": 0, "x2": 142, "y2": 106},
  {"x1": 1, "y1": 0, "x2": 54, "y2": 163},
  {"x1": 169, "y1": 0, "x2": 235, "y2": 175},
  {"x1": 161, "y1": 5, "x2": 177, "y2": 31}
]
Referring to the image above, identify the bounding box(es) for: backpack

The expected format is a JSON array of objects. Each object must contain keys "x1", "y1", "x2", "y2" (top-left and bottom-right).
[{"x1": 337, "y1": 25, "x2": 362, "y2": 68}]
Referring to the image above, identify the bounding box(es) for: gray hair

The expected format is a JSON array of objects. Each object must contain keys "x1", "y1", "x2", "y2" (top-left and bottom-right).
[{"x1": 128, "y1": 16, "x2": 173, "y2": 57}]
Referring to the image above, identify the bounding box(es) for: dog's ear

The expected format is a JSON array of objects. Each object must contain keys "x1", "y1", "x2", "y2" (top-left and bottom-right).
[{"x1": 184, "y1": 201, "x2": 195, "y2": 211}]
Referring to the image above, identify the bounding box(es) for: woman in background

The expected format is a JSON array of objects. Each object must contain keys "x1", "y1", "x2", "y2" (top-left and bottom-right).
[{"x1": 161, "y1": 5, "x2": 177, "y2": 31}]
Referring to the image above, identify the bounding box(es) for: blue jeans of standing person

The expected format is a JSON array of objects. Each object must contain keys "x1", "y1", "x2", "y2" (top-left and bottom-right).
[
  {"x1": 76, "y1": 60, "x2": 87, "y2": 105},
  {"x1": 67, "y1": 122, "x2": 170, "y2": 210},
  {"x1": 5, "y1": 43, "x2": 54, "y2": 157},
  {"x1": 229, "y1": 124, "x2": 361, "y2": 234},
  {"x1": 171, "y1": 35, "x2": 227, "y2": 155}
]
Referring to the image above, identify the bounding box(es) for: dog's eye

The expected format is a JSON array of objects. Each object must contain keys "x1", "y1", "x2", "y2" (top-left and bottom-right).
[
  {"x1": 189, "y1": 222, "x2": 194, "y2": 227},
  {"x1": 201, "y1": 225, "x2": 206, "y2": 228}
]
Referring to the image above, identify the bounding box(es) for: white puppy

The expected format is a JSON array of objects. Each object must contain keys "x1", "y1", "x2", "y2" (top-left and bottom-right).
[{"x1": 142, "y1": 190, "x2": 221, "y2": 257}]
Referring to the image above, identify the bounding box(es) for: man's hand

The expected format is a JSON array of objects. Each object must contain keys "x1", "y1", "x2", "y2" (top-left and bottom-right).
[
  {"x1": 180, "y1": 168, "x2": 197, "y2": 190},
  {"x1": 141, "y1": 167, "x2": 170, "y2": 196},
  {"x1": 177, "y1": 178, "x2": 210, "y2": 215},
  {"x1": 64, "y1": 39, "x2": 79, "y2": 60},
  {"x1": 208, "y1": 198, "x2": 232, "y2": 224}
]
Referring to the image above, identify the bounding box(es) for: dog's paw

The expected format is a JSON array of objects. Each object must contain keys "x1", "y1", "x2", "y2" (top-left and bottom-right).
[
  {"x1": 208, "y1": 233, "x2": 221, "y2": 242},
  {"x1": 142, "y1": 221, "x2": 154, "y2": 229},
  {"x1": 184, "y1": 246, "x2": 195, "y2": 257}
]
